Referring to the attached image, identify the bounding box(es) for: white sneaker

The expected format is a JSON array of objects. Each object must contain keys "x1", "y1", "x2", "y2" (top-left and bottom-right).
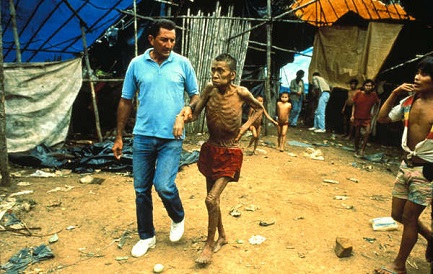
[
  {"x1": 308, "y1": 127, "x2": 316, "y2": 131},
  {"x1": 169, "y1": 219, "x2": 184, "y2": 242},
  {"x1": 131, "y1": 236, "x2": 156, "y2": 257},
  {"x1": 314, "y1": 129, "x2": 326, "y2": 133}
]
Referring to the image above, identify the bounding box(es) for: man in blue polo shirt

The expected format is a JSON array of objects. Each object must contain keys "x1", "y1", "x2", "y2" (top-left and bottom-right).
[{"x1": 112, "y1": 19, "x2": 199, "y2": 258}]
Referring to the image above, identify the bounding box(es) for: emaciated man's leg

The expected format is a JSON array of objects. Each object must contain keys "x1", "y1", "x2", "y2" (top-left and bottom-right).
[{"x1": 196, "y1": 177, "x2": 230, "y2": 264}]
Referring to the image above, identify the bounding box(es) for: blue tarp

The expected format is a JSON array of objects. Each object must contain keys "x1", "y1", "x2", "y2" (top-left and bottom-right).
[{"x1": 2, "y1": 0, "x2": 140, "y2": 62}]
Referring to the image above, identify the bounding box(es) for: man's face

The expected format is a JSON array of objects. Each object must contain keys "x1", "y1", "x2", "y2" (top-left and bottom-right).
[
  {"x1": 414, "y1": 70, "x2": 433, "y2": 93},
  {"x1": 364, "y1": 82, "x2": 374, "y2": 93},
  {"x1": 149, "y1": 28, "x2": 176, "y2": 60},
  {"x1": 211, "y1": 60, "x2": 235, "y2": 88}
]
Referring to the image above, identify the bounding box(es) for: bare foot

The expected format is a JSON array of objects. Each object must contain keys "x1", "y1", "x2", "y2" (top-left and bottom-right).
[
  {"x1": 374, "y1": 264, "x2": 406, "y2": 274},
  {"x1": 213, "y1": 237, "x2": 228, "y2": 253},
  {"x1": 195, "y1": 245, "x2": 213, "y2": 265}
]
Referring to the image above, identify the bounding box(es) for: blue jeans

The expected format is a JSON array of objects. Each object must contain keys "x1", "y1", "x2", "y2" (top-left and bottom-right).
[
  {"x1": 133, "y1": 135, "x2": 184, "y2": 239},
  {"x1": 289, "y1": 99, "x2": 302, "y2": 126},
  {"x1": 314, "y1": 91, "x2": 330, "y2": 130}
]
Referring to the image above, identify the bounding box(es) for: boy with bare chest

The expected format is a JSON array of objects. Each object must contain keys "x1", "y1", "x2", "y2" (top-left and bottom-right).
[
  {"x1": 375, "y1": 56, "x2": 433, "y2": 274},
  {"x1": 174, "y1": 53, "x2": 276, "y2": 264}
]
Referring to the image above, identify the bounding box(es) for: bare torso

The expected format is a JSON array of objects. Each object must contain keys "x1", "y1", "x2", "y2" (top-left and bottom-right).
[
  {"x1": 203, "y1": 84, "x2": 255, "y2": 147},
  {"x1": 277, "y1": 101, "x2": 291, "y2": 125},
  {"x1": 407, "y1": 95, "x2": 433, "y2": 150},
  {"x1": 346, "y1": 89, "x2": 358, "y2": 106}
]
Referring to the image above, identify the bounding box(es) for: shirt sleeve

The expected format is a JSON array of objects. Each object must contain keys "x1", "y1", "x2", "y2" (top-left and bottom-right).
[{"x1": 388, "y1": 101, "x2": 404, "y2": 122}]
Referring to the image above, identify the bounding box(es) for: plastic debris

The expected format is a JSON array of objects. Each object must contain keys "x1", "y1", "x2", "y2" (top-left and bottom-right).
[
  {"x1": 304, "y1": 147, "x2": 324, "y2": 161},
  {"x1": 323, "y1": 179, "x2": 339, "y2": 184},
  {"x1": 370, "y1": 217, "x2": 398, "y2": 231},
  {"x1": 9, "y1": 190, "x2": 34, "y2": 197},
  {"x1": 46, "y1": 185, "x2": 74, "y2": 193},
  {"x1": 249, "y1": 235, "x2": 266, "y2": 245},
  {"x1": 259, "y1": 220, "x2": 275, "y2": 226},
  {"x1": 346, "y1": 177, "x2": 359, "y2": 183},
  {"x1": 0, "y1": 244, "x2": 54, "y2": 273},
  {"x1": 29, "y1": 170, "x2": 56, "y2": 177},
  {"x1": 48, "y1": 233, "x2": 59, "y2": 243}
]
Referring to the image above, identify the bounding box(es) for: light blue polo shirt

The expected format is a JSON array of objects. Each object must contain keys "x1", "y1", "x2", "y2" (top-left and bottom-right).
[{"x1": 122, "y1": 48, "x2": 199, "y2": 139}]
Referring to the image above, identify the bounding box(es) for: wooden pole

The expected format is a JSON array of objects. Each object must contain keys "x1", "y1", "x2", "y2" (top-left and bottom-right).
[
  {"x1": 133, "y1": 0, "x2": 138, "y2": 57},
  {"x1": 9, "y1": 0, "x2": 21, "y2": 63},
  {"x1": 0, "y1": 6, "x2": 11, "y2": 187},
  {"x1": 80, "y1": 24, "x2": 103, "y2": 142},
  {"x1": 264, "y1": 0, "x2": 273, "y2": 135}
]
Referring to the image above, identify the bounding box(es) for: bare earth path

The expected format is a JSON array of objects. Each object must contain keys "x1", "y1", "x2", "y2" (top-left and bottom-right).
[{"x1": 1, "y1": 126, "x2": 431, "y2": 274}]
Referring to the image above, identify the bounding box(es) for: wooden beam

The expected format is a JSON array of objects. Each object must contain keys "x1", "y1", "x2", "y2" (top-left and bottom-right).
[{"x1": 0, "y1": 6, "x2": 11, "y2": 187}]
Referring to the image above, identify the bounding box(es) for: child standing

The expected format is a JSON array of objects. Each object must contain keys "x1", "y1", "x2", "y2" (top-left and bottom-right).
[
  {"x1": 276, "y1": 91, "x2": 292, "y2": 152},
  {"x1": 247, "y1": 95, "x2": 264, "y2": 154}
]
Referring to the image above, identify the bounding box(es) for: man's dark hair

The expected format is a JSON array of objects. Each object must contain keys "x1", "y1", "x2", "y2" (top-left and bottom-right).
[
  {"x1": 296, "y1": 70, "x2": 305, "y2": 77},
  {"x1": 417, "y1": 56, "x2": 433, "y2": 77},
  {"x1": 313, "y1": 72, "x2": 320, "y2": 76},
  {"x1": 148, "y1": 19, "x2": 176, "y2": 37},
  {"x1": 215, "y1": 53, "x2": 237, "y2": 72},
  {"x1": 349, "y1": 79, "x2": 359, "y2": 85},
  {"x1": 363, "y1": 79, "x2": 375, "y2": 86}
]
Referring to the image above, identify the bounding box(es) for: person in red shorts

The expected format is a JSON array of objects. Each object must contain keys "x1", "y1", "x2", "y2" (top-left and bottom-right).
[
  {"x1": 350, "y1": 79, "x2": 380, "y2": 157},
  {"x1": 174, "y1": 53, "x2": 276, "y2": 265}
]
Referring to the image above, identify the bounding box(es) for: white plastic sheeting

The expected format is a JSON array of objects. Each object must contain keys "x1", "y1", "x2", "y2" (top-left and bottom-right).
[
  {"x1": 280, "y1": 46, "x2": 312, "y2": 93},
  {"x1": 4, "y1": 58, "x2": 82, "y2": 152}
]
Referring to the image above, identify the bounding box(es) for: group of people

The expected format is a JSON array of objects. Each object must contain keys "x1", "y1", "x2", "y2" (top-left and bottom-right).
[
  {"x1": 111, "y1": 19, "x2": 432, "y2": 273},
  {"x1": 281, "y1": 69, "x2": 381, "y2": 157}
]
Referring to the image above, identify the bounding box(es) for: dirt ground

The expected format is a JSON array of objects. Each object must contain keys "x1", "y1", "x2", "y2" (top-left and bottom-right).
[{"x1": 1, "y1": 126, "x2": 431, "y2": 274}]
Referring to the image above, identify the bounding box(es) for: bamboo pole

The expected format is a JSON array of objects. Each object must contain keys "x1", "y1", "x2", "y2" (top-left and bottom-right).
[
  {"x1": 133, "y1": 0, "x2": 138, "y2": 57},
  {"x1": 9, "y1": 0, "x2": 21, "y2": 63},
  {"x1": 0, "y1": 6, "x2": 11, "y2": 187},
  {"x1": 264, "y1": 0, "x2": 273, "y2": 135},
  {"x1": 80, "y1": 24, "x2": 103, "y2": 142}
]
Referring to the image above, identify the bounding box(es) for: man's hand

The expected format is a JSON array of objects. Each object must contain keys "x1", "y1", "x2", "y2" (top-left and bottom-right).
[
  {"x1": 394, "y1": 83, "x2": 414, "y2": 96},
  {"x1": 173, "y1": 115, "x2": 185, "y2": 139},
  {"x1": 112, "y1": 138, "x2": 123, "y2": 160}
]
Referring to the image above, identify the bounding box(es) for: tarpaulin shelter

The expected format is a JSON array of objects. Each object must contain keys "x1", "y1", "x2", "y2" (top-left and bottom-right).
[
  {"x1": 1, "y1": 0, "x2": 142, "y2": 152},
  {"x1": 2, "y1": 0, "x2": 140, "y2": 63},
  {"x1": 289, "y1": 0, "x2": 415, "y2": 88},
  {"x1": 291, "y1": 0, "x2": 413, "y2": 28}
]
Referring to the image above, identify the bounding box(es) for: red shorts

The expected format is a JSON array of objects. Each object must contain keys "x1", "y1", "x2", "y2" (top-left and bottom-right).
[
  {"x1": 353, "y1": 118, "x2": 371, "y2": 127},
  {"x1": 198, "y1": 141, "x2": 243, "y2": 182}
]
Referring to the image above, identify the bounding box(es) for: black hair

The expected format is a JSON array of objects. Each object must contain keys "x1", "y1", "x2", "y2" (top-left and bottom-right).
[
  {"x1": 215, "y1": 53, "x2": 237, "y2": 72},
  {"x1": 349, "y1": 79, "x2": 359, "y2": 85},
  {"x1": 417, "y1": 56, "x2": 433, "y2": 77},
  {"x1": 313, "y1": 72, "x2": 320, "y2": 76},
  {"x1": 296, "y1": 70, "x2": 305, "y2": 77},
  {"x1": 148, "y1": 19, "x2": 176, "y2": 37},
  {"x1": 363, "y1": 79, "x2": 375, "y2": 86}
]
